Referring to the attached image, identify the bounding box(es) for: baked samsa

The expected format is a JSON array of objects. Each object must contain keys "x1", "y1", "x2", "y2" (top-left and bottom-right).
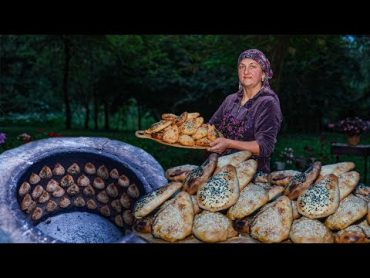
[
  {"x1": 133, "y1": 182, "x2": 183, "y2": 219},
  {"x1": 192, "y1": 211, "x2": 237, "y2": 243},
  {"x1": 152, "y1": 192, "x2": 194, "y2": 242},
  {"x1": 162, "y1": 124, "x2": 179, "y2": 144}
]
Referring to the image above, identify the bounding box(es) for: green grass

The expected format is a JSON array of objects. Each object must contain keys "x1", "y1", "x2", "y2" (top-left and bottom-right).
[{"x1": 1, "y1": 125, "x2": 369, "y2": 183}]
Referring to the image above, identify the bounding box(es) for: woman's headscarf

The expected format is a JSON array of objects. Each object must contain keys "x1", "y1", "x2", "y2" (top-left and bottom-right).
[{"x1": 237, "y1": 49, "x2": 273, "y2": 88}]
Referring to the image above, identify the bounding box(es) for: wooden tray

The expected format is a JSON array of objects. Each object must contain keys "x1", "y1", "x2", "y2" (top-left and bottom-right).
[{"x1": 135, "y1": 130, "x2": 209, "y2": 150}]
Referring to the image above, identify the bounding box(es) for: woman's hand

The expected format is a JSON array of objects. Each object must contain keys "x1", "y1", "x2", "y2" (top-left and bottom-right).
[{"x1": 207, "y1": 138, "x2": 231, "y2": 154}]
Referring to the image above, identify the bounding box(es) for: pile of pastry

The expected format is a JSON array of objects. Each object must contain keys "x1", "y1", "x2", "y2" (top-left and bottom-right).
[
  {"x1": 132, "y1": 151, "x2": 370, "y2": 243},
  {"x1": 144, "y1": 112, "x2": 222, "y2": 147}
]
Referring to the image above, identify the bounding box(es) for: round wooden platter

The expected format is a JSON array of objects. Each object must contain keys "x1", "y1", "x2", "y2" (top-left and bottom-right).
[
  {"x1": 135, "y1": 130, "x2": 209, "y2": 150},
  {"x1": 134, "y1": 231, "x2": 260, "y2": 243}
]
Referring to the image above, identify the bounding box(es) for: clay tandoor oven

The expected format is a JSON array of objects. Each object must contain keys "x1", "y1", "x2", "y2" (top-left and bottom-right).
[{"x1": 0, "y1": 137, "x2": 167, "y2": 243}]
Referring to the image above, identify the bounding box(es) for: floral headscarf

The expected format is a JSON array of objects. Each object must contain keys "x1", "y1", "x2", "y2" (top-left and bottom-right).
[{"x1": 238, "y1": 49, "x2": 273, "y2": 88}]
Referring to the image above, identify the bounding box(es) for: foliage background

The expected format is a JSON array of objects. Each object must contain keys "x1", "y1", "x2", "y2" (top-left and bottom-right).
[{"x1": 1, "y1": 35, "x2": 369, "y2": 180}]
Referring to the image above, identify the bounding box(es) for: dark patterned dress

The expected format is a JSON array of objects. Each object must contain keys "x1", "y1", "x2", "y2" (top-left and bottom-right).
[{"x1": 209, "y1": 86, "x2": 282, "y2": 173}]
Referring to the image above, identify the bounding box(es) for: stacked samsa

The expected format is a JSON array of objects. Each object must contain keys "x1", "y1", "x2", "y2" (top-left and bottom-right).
[
  {"x1": 144, "y1": 112, "x2": 223, "y2": 147},
  {"x1": 131, "y1": 151, "x2": 370, "y2": 243}
]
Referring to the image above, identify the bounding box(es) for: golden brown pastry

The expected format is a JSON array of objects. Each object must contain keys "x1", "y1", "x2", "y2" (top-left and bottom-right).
[
  {"x1": 165, "y1": 164, "x2": 198, "y2": 182},
  {"x1": 227, "y1": 183, "x2": 269, "y2": 220},
  {"x1": 187, "y1": 112, "x2": 200, "y2": 119},
  {"x1": 180, "y1": 118, "x2": 203, "y2": 136},
  {"x1": 335, "y1": 225, "x2": 368, "y2": 243},
  {"x1": 215, "y1": 151, "x2": 252, "y2": 173},
  {"x1": 324, "y1": 194, "x2": 367, "y2": 230},
  {"x1": 192, "y1": 211, "x2": 237, "y2": 243},
  {"x1": 31, "y1": 207, "x2": 43, "y2": 221},
  {"x1": 21, "y1": 194, "x2": 33, "y2": 211},
  {"x1": 152, "y1": 192, "x2": 194, "y2": 242},
  {"x1": 337, "y1": 171, "x2": 360, "y2": 200},
  {"x1": 192, "y1": 124, "x2": 208, "y2": 140},
  {"x1": 52, "y1": 186, "x2": 65, "y2": 198},
  {"x1": 284, "y1": 161, "x2": 321, "y2": 200},
  {"x1": 318, "y1": 162, "x2": 355, "y2": 179},
  {"x1": 84, "y1": 162, "x2": 96, "y2": 175},
  {"x1": 161, "y1": 113, "x2": 178, "y2": 122},
  {"x1": 297, "y1": 174, "x2": 339, "y2": 219},
  {"x1": 67, "y1": 163, "x2": 80, "y2": 175},
  {"x1": 18, "y1": 182, "x2": 31, "y2": 197},
  {"x1": 73, "y1": 197, "x2": 86, "y2": 207},
  {"x1": 118, "y1": 174, "x2": 130, "y2": 187},
  {"x1": 289, "y1": 217, "x2": 334, "y2": 243},
  {"x1": 235, "y1": 159, "x2": 257, "y2": 191},
  {"x1": 133, "y1": 182, "x2": 183, "y2": 219},
  {"x1": 162, "y1": 124, "x2": 179, "y2": 144},
  {"x1": 207, "y1": 124, "x2": 218, "y2": 141},
  {"x1": 39, "y1": 166, "x2": 52, "y2": 179},
  {"x1": 110, "y1": 168, "x2": 119, "y2": 179},
  {"x1": 97, "y1": 165, "x2": 109, "y2": 179},
  {"x1": 194, "y1": 137, "x2": 212, "y2": 147},
  {"x1": 127, "y1": 183, "x2": 140, "y2": 199},
  {"x1": 145, "y1": 120, "x2": 172, "y2": 134},
  {"x1": 97, "y1": 191, "x2": 110, "y2": 204},
  {"x1": 31, "y1": 185, "x2": 44, "y2": 199},
  {"x1": 60, "y1": 175, "x2": 74, "y2": 188},
  {"x1": 197, "y1": 165, "x2": 239, "y2": 212},
  {"x1": 29, "y1": 173, "x2": 41, "y2": 185},
  {"x1": 77, "y1": 175, "x2": 90, "y2": 187},
  {"x1": 46, "y1": 179, "x2": 59, "y2": 192},
  {"x1": 46, "y1": 200, "x2": 58, "y2": 212},
  {"x1": 175, "y1": 112, "x2": 188, "y2": 126},
  {"x1": 270, "y1": 170, "x2": 301, "y2": 187},
  {"x1": 59, "y1": 196, "x2": 71, "y2": 208},
  {"x1": 38, "y1": 191, "x2": 50, "y2": 204},
  {"x1": 52, "y1": 163, "x2": 65, "y2": 176},
  {"x1": 250, "y1": 196, "x2": 293, "y2": 243},
  {"x1": 183, "y1": 153, "x2": 218, "y2": 195},
  {"x1": 178, "y1": 134, "x2": 195, "y2": 146}
]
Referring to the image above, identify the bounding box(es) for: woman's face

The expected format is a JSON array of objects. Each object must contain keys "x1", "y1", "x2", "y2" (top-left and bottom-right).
[{"x1": 238, "y1": 58, "x2": 265, "y2": 89}]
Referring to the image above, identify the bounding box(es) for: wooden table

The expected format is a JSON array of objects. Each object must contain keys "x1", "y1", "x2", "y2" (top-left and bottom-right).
[{"x1": 330, "y1": 143, "x2": 370, "y2": 183}]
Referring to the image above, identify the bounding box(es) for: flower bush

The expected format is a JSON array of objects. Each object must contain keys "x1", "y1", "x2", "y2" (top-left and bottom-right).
[
  {"x1": 328, "y1": 117, "x2": 370, "y2": 136},
  {"x1": 280, "y1": 147, "x2": 295, "y2": 166}
]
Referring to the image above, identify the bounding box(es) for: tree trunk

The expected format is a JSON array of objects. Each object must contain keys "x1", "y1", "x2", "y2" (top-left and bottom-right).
[
  {"x1": 62, "y1": 36, "x2": 72, "y2": 129},
  {"x1": 94, "y1": 90, "x2": 99, "y2": 130},
  {"x1": 138, "y1": 103, "x2": 142, "y2": 130},
  {"x1": 270, "y1": 35, "x2": 290, "y2": 93},
  {"x1": 104, "y1": 99, "x2": 110, "y2": 130},
  {"x1": 84, "y1": 101, "x2": 90, "y2": 129}
]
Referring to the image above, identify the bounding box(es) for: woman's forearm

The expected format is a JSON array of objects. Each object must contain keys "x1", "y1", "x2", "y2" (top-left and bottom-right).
[{"x1": 227, "y1": 139, "x2": 260, "y2": 156}]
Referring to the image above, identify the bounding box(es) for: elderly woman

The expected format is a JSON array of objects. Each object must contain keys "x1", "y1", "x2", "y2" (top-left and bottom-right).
[{"x1": 207, "y1": 49, "x2": 283, "y2": 173}]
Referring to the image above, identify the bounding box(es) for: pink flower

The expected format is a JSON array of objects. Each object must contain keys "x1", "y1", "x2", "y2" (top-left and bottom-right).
[{"x1": 328, "y1": 117, "x2": 369, "y2": 136}]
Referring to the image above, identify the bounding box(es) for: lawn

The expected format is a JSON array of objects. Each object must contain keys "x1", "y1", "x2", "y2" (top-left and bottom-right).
[{"x1": 1, "y1": 125, "x2": 369, "y2": 183}]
